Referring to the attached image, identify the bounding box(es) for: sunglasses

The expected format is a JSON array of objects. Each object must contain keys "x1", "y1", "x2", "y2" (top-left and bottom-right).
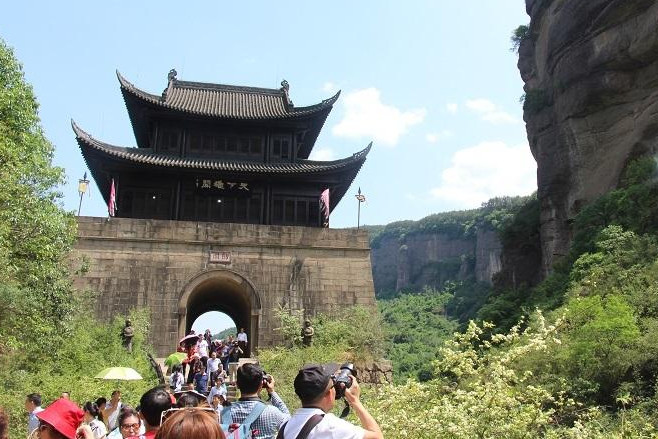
[
  {"x1": 160, "y1": 407, "x2": 216, "y2": 425},
  {"x1": 120, "y1": 422, "x2": 140, "y2": 432}
]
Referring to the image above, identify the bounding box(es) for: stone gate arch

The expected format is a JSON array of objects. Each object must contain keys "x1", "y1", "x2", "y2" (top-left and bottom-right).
[{"x1": 178, "y1": 268, "x2": 261, "y2": 356}]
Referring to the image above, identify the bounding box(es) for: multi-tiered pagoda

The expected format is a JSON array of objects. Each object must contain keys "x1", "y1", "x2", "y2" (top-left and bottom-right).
[{"x1": 73, "y1": 70, "x2": 370, "y2": 227}]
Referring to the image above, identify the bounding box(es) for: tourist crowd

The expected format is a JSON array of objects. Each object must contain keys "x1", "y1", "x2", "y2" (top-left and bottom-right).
[
  {"x1": 16, "y1": 361, "x2": 383, "y2": 439},
  {"x1": 179, "y1": 329, "x2": 247, "y2": 389}
]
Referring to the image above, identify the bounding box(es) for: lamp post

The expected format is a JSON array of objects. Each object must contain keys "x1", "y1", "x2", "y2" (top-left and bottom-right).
[
  {"x1": 355, "y1": 187, "x2": 366, "y2": 229},
  {"x1": 77, "y1": 172, "x2": 90, "y2": 216}
]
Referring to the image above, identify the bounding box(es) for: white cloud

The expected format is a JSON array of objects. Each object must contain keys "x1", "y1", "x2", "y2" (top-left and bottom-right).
[
  {"x1": 323, "y1": 82, "x2": 338, "y2": 93},
  {"x1": 465, "y1": 98, "x2": 518, "y2": 124},
  {"x1": 332, "y1": 88, "x2": 426, "y2": 146},
  {"x1": 482, "y1": 112, "x2": 518, "y2": 124},
  {"x1": 446, "y1": 103, "x2": 458, "y2": 114},
  {"x1": 430, "y1": 141, "x2": 536, "y2": 207},
  {"x1": 426, "y1": 130, "x2": 453, "y2": 143},
  {"x1": 308, "y1": 147, "x2": 335, "y2": 161},
  {"x1": 465, "y1": 99, "x2": 497, "y2": 113}
]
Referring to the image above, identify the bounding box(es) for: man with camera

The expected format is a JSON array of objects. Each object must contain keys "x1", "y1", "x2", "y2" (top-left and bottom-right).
[
  {"x1": 277, "y1": 364, "x2": 383, "y2": 439},
  {"x1": 222, "y1": 363, "x2": 290, "y2": 439}
]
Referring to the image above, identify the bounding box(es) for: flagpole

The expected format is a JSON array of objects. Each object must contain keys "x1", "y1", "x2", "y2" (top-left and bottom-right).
[
  {"x1": 77, "y1": 172, "x2": 90, "y2": 216},
  {"x1": 355, "y1": 187, "x2": 366, "y2": 229},
  {"x1": 357, "y1": 200, "x2": 361, "y2": 230}
]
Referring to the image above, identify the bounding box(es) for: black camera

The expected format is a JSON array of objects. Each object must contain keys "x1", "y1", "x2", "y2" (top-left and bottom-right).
[
  {"x1": 262, "y1": 371, "x2": 273, "y2": 387},
  {"x1": 332, "y1": 363, "x2": 356, "y2": 399}
]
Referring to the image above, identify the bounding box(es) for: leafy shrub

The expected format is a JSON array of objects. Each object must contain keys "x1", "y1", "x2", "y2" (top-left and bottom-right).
[
  {"x1": 365, "y1": 314, "x2": 580, "y2": 438},
  {"x1": 271, "y1": 305, "x2": 385, "y2": 363},
  {"x1": 379, "y1": 288, "x2": 457, "y2": 382},
  {"x1": 1, "y1": 308, "x2": 159, "y2": 438},
  {"x1": 510, "y1": 24, "x2": 530, "y2": 52},
  {"x1": 0, "y1": 39, "x2": 159, "y2": 439}
]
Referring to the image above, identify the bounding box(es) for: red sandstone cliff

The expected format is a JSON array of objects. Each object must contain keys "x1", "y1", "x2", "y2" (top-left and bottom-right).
[
  {"x1": 370, "y1": 228, "x2": 502, "y2": 295},
  {"x1": 519, "y1": 0, "x2": 658, "y2": 274}
]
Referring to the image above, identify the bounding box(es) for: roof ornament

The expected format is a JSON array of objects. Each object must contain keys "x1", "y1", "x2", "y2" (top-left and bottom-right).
[
  {"x1": 163, "y1": 69, "x2": 177, "y2": 100},
  {"x1": 280, "y1": 79, "x2": 293, "y2": 106}
]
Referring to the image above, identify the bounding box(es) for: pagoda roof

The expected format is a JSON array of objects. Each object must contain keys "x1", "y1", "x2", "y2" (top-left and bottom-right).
[
  {"x1": 118, "y1": 71, "x2": 339, "y2": 120},
  {"x1": 118, "y1": 70, "x2": 339, "y2": 157},
  {"x1": 73, "y1": 120, "x2": 369, "y2": 175},
  {"x1": 73, "y1": 120, "x2": 369, "y2": 212}
]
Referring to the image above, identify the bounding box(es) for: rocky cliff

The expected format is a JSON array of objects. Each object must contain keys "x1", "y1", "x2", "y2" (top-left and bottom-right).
[
  {"x1": 371, "y1": 227, "x2": 502, "y2": 296},
  {"x1": 519, "y1": 0, "x2": 658, "y2": 274}
]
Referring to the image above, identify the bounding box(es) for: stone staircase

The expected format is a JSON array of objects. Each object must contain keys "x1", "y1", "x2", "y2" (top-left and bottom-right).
[{"x1": 156, "y1": 356, "x2": 259, "y2": 403}]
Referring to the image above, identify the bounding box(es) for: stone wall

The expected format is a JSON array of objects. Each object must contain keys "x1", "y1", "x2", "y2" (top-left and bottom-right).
[
  {"x1": 72, "y1": 217, "x2": 376, "y2": 357},
  {"x1": 355, "y1": 360, "x2": 393, "y2": 385}
]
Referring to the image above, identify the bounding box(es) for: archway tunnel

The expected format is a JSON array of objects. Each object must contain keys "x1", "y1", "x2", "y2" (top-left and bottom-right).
[{"x1": 183, "y1": 273, "x2": 258, "y2": 356}]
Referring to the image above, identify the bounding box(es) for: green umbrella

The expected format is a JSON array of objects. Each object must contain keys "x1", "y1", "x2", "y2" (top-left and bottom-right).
[
  {"x1": 94, "y1": 367, "x2": 143, "y2": 381},
  {"x1": 164, "y1": 352, "x2": 187, "y2": 368}
]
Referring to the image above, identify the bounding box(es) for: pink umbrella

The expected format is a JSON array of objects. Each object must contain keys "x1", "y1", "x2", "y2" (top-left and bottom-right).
[{"x1": 179, "y1": 334, "x2": 199, "y2": 346}]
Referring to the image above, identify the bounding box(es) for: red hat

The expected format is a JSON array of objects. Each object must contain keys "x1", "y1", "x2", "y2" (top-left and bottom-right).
[{"x1": 37, "y1": 398, "x2": 84, "y2": 439}]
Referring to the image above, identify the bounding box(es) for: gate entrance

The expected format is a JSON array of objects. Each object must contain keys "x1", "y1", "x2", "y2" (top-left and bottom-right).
[
  {"x1": 191, "y1": 311, "x2": 235, "y2": 337},
  {"x1": 178, "y1": 268, "x2": 261, "y2": 356}
]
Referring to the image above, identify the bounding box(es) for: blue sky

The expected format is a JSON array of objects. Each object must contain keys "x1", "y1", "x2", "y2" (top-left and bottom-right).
[
  {"x1": 192, "y1": 311, "x2": 234, "y2": 336},
  {"x1": 3, "y1": 1, "x2": 533, "y2": 334},
  {"x1": 2, "y1": 0, "x2": 534, "y2": 231}
]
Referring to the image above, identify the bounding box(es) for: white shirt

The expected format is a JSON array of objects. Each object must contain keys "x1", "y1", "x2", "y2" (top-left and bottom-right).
[
  {"x1": 282, "y1": 408, "x2": 364, "y2": 439},
  {"x1": 206, "y1": 384, "x2": 227, "y2": 405},
  {"x1": 207, "y1": 357, "x2": 221, "y2": 374},
  {"x1": 197, "y1": 339, "x2": 209, "y2": 357},
  {"x1": 170, "y1": 371, "x2": 184, "y2": 391},
  {"x1": 106, "y1": 401, "x2": 122, "y2": 431},
  {"x1": 88, "y1": 418, "x2": 108, "y2": 439},
  {"x1": 237, "y1": 332, "x2": 248, "y2": 343}
]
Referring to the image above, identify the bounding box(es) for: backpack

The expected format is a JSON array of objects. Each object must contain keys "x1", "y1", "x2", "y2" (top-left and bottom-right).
[
  {"x1": 276, "y1": 414, "x2": 324, "y2": 439},
  {"x1": 221, "y1": 402, "x2": 266, "y2": 439}
]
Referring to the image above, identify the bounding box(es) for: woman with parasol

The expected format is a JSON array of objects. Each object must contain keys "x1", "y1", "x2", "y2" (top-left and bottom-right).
[{"x1": 178, "y1": 333, "x2": 199, "y2": 380}]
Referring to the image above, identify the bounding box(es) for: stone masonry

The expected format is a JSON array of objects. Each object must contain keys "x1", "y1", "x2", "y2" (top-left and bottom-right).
[{"x1": 72, "y1": 217, "x2": 376, "y2": 357}]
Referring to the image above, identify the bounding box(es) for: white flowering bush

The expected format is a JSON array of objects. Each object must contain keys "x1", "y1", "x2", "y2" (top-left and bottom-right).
[
  {"x1": 364, "y1": 313, "x2": 575, "y2": 438},
  {"x1": 262, "y1": 307, "x2": 658, "y2": 437}
]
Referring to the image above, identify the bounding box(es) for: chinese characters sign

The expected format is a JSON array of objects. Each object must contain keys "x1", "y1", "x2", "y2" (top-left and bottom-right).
[
  {"x1": 195, "y1": 178, "x2": 250, "y2": 194},
  {"x1": 209, "y1": 251, "x2": 231, "y2": 264}
]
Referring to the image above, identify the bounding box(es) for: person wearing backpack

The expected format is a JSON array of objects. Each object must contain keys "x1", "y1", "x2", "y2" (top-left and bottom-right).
[
  {"x1": 221, "y1": 363, "x2": 289, "y2": 439},
  {"x1": 276, "y1": 364, "x2": 383, "y2": 439}
]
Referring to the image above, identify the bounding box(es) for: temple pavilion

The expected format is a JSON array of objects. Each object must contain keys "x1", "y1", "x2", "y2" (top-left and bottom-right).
[{"x1": 73, "y1": 70, "x2": 370, "y2": 227}]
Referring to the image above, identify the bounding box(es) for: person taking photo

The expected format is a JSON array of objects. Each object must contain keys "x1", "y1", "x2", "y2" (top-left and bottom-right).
[{"x1": 277, "y1": 364, "x2": 383, "y2": 439}]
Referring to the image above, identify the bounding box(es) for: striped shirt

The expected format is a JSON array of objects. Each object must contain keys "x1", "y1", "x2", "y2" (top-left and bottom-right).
[{"x1": 224, "y1": 393, "x2": 290, "y2": 439}]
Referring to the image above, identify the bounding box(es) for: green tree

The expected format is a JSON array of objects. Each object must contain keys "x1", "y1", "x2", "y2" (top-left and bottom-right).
[
  {"x1": 379, "y1": 288, "x2": 457, "y2": 382},
  {"x1": 560, "y1": 295, "x2": 640, "y2": 396},
  {"x1": 0, "y1": 38, "x2": 77, "y2": 355},
  {"x1": 510, "y1": 24, "x2": 530, "y2": 52},
  {"x1": 0, "y1": 40, "x2": 159, "y2": 439}
]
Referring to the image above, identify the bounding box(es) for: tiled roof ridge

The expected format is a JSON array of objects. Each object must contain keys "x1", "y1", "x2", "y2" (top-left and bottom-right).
[
  {"x1": 291, "y1": 90, "x2": 341, "y2": 114},
  {"x1": 173, "y1": 79, "x2": 286, "y2": 96},
  {"x1": 116, "y1": 70, "x2": 340, "y2": 117},
  {"x1": 303, "y1": 142, "x2": 372, "y2": 165},
  {"x1": 72, "y1": 120, "x2": 370, "y2": 173},
  {"x1": 116, "y1": 70, "x2": 162, "y2": 102}
]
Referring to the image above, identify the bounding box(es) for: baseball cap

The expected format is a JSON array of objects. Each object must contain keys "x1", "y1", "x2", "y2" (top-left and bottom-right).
[
  {"x1": 294, "y1": 363, "x2": 339, "y2": 401},
  {"x1": 36, "y1": 398, "x2": 84, "y2": 439}
]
